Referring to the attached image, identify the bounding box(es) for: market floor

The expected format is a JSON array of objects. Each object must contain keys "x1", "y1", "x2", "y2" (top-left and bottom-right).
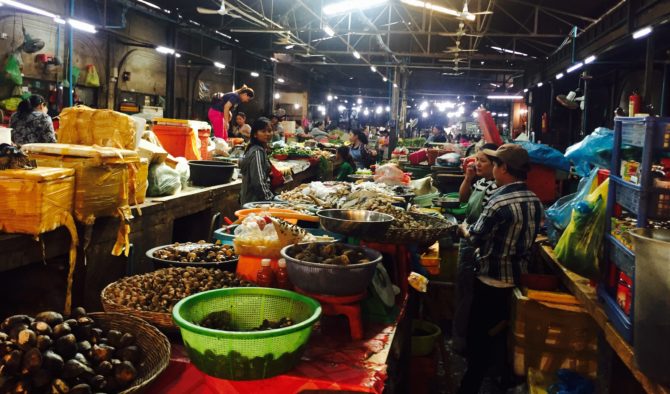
[{"x1": 433, "y1": 333, "x2": 529, "y2": 394}]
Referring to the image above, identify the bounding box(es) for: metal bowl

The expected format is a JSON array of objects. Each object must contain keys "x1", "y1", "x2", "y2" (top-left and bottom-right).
[
  {"x1": 317, "y1": 209, "x2": 394, "y2": 239},
  {"x1": 280, "y1": 242, "x2": 382, "y2": 296}
]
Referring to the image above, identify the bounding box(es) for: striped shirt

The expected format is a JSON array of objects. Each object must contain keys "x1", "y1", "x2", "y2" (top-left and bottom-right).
[
  {"x1": 468, "y1": 182, "x2": 543, "y2": 286},
  {"x1": 472, "y1": 178, "x2": 498, "y2": 207}
]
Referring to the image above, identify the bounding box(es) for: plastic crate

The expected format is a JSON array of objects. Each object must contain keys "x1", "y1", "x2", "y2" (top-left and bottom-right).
[
  {"x1": 620, "y1": 117, "x2": 670, "y2": 150},
  {"x1": 598, "y1": 285, "x2": 633, "y2": 343},
  {"x1": 606, "y1": 235, "x2": 635, "y2": 278},
  {"x1": 612, "y1": 176, "x2": 640, "y2": 214},
  {"x1": 527, "y1": 164, "x2": 557, "y2": 203},
  {"x1": 650, "y1": 185, "x2": 670, "y2": 219}
]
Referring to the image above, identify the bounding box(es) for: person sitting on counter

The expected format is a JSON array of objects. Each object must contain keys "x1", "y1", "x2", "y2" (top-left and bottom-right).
[
  {"x1": 239, "y1": 117, "x2": 274, "y2": 204},
  {"x1": 230, "y1": 112, "x2": 251, "y2": 141},
  {"x1": 335, "y1": 146, "x2": 356, "y2": 181},
  {"x1": 10, "y1": 94, "x2": 56, "y2": 145}
]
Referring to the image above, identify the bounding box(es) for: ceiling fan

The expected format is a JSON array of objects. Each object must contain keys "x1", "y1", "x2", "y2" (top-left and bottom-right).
[
  {"x1": 458, "y1": 1, "x2": 493, "y2": 21},
  {"x1": 197, "y1": 0, "x2": 240, "y2": 17},
  {"x1": 439, "y1": 57, "x2": 468, "y2": 63},
  {"x1": 443, "y1": 40, "x2": 477, "y2": 53}
]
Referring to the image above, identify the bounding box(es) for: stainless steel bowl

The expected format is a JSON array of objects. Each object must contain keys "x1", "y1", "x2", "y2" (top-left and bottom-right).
[{"x1": 317, "y1": 209, "x2": 394, "y2": 238}]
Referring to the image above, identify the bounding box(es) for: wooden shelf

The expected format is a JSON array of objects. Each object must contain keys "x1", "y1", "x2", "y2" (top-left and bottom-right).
[{"x1": 538, "y1": 243, "x2": 670, "y2": 394}]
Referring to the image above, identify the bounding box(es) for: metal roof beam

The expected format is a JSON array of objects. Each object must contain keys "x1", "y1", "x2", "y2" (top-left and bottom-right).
[
  {"x1": 229, "y1": 28, "x2": 565, "y2": 39},
  {"x1": 500, "y1": 0, "x2": 597, "y2": 23}
]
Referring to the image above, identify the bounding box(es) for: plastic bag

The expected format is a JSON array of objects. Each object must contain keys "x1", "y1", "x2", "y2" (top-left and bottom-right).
[
  {"x1": 565, "y1": 127, "x2": 614, "y2": 177},
  {"x1": 147, "y1": 163, "x2": 181, "y2": 196},
  {"x1": 174, "y1": 157, "x2": 190, "y2": 188},
  {"x1": 514, "y1": 141, "x2": 571, "y2": 173},
  {"x1": 84, "y1": 64, "x2": 100, "y2": 87},
  {"x1": 554, "y1": 178, "x2": 608, "y2": 279},
  {"x1": 545, "y1": 168, "x2": 599, "y2": 232},
  {"x1": 374, "y1": 163, "x2": 409, "y2": 186},
  {"x1": 3, "y1": 52, "x2": 22, "y2": 85},
  {"x1": 0, "y1": 97, "x2": 22, "y2": 111}
]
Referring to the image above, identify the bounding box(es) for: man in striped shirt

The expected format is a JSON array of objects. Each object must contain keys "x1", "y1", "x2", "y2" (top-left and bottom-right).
[{"x1": 458, "y1": 144, "x2": 543, "y2": 394}]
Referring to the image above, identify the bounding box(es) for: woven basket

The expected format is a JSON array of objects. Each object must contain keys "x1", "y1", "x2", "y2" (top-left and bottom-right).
[
  {"x1": 373, "y1": 212, "x2": 457, "y2": 245},
  {"x1": 88, "y1": 312, "x2": 171, "y2": 394},
  {"x1": 101, "y1": 283, "x2": 179, "y2": 333}
]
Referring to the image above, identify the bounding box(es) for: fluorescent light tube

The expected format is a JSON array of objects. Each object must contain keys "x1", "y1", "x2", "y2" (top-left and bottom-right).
[
  {"x1": 156, "y1": 46, "x2": 175, "y2": 55},
  {"x1": 566, "y1": 62, "x2": 583, "y2": 73},
  {"x1": 487, "y1": 95, "x2": 523, "y2": 100},
  {"x1": 1, "y1": 0, "x2": 57, "y2": 18},
  {"x1": 136, "y1": 0, "x2": 160, "y2": 10},
  {"x1": 632, "y1": 26, "x2": 652, "y2": 39},
  {"x1": 370, "y1": 66, "x2": 377, "y2": 72},
  {"x1": 323, "y1": 25, "x2": 335, "y2": 37},
  {"x1": 323, "y1": 0, "x2": 387, "y2": 15},
  {"x1": 352, "y1": 51, "x2": 361, "y2": 59},
  {"x1": 556, "y1": 73, "x2": 564, "y2": 79},
  {"x1": 584, "y1": 55, "x2": 596, "y2": 64},
  {"x1": 68, "y1": 18, "x2": 97, "y2": 33},
  {"x1": 214, "y1": 62, "x2": 226, "y2": 69}
]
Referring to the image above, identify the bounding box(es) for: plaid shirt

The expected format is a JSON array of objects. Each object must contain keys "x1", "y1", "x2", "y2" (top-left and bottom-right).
[{"x1": 468, "y1": 182, "x2": 543, "y2": 286}]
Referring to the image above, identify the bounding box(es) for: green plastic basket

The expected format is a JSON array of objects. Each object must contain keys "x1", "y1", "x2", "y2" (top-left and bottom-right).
[{"x1": 172, "y1": 287, "x2": 322, "y2": 380}]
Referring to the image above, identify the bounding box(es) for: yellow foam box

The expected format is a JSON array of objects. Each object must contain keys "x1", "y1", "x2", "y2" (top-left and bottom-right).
[
  {"x1": 130, "y1": 158, "x2": 149, "y2": 206},
  {"x1": 0, "y1": 167, "x2": 75, "y2": 235},
  {"x1": 58, "y1": 106, "x2": 136, "y2": 149},
  {"x1": 23, "y1": 143, "x2": 139, "y2": 224}
]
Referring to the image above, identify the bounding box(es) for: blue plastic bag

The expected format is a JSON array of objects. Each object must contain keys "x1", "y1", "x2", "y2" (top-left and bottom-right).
[
  {"x1": 545, "y1": 168, "x2": 598, "y2": 232},
  {"x1": 548, "y1": 369, "x2": 595, "y2": 394},
  {"x1": 565, "y1": 127, "x2": 613, "y2": 177},
  {"x1": 513, "y1": 141, "x2": 571, "y2": 173}
]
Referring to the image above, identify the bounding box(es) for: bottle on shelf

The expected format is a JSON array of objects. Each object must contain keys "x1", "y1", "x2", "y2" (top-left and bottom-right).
[
  {"x1": 256, "y1": 258, "x2": 275, "y2": 287},
  {"x1": 276, "y1": 258, "x2": 292, "y2": 290}
]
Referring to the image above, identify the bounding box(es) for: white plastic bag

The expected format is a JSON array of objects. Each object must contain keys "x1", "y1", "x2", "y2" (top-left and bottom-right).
[
  {"x1": 174, "y1": 157, "x2": 190, "y2": 188},
  {"x1": 374, "y1": 163, "x2": 408, "y2": 186}
]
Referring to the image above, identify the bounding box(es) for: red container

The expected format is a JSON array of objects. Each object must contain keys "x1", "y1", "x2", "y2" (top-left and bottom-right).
[
  {"x1": 153, "y1": 124, "x2": 201, "y2": 160},
  {"x1": 526, "y1": 164, "x2": 557, "y2": 203},
  {"x1": 409, "y1": 149, "x2": 428, "y2": 165},
  {"x1": 198, "y1": 129, "x2": 211, "y2": 160},
  {"x1": 597, "y1": 169, "x2": 610, "y2": 185}
]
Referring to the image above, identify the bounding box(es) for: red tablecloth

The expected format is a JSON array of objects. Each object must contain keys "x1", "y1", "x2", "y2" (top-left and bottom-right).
[{"x1": 147, "y1": 320, "x2": 399, "y2": 394}]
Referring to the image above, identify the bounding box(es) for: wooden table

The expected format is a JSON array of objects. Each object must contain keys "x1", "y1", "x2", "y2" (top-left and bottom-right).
[
  {"x1": 537, "y1": 243, "x2": 670, "y2": 394},
  {"x1": 0, "y1": 181, "x2": 243, "y2": 316}
]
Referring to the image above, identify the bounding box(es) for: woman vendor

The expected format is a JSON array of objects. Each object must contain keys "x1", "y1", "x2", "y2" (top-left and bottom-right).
[
  {"x1": 240, "y1": 117, "x2": 274, "y2": 204},
  {"x1": 230, "y1": 112, "x2": 251, "y2": 141},
  {"x1": 348, "y1": 129, "x2": 376, "y2": 169},
  {"x1": 335, "y1": 146, "x2": 356, "y2": 181},
  {"x1": 10, "y1": 94, "x2": 56, "y2": 145},
  {"x1": 208, "y1": 85, "x2": 254, "y2": 140},
  {"x1": 452, "y1": 143, "x2": 499, "y2": 355}
]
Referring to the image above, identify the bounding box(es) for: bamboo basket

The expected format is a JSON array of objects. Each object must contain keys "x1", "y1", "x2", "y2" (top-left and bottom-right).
[
  {"x1": 89, "y1": 312, "x2": 170, "y2": 393},
  {"x1": 101, "y1": 282, "x2": 179, "y2": 333}
]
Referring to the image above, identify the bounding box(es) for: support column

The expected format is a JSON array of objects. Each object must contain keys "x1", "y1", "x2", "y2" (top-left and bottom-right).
[
  {"x1": 642, "y1": 35, "x2": 654, "y2": 110},
  {"x1": 67, "y1": 0, "x2": 74, "y2": 107},
  {"x1": 165, "y1": 27, "x2": 177, "y2": 118}
]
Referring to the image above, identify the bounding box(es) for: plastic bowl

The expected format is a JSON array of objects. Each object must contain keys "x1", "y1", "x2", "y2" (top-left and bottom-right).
[
  {"x1": 317, "y1": 209, "x2": 394, "y2": 239},
  {"x1": 411, "y1": 319, "x2": 442, "y2": 356},
  {"x1": 280, "y1": 242, "x2": 382, "y2": 296},
  {"x1": 189, "y1": 161, "x2": 235, "y2": 187},
  {"x1": 173, "y1": 287, "x2": 321, "y2": 380}
]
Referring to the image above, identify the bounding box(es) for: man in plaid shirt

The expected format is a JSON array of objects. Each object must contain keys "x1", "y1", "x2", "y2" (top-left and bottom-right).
[{"x1": 458, "y1": 144, "x2": 543, "y2": 394}]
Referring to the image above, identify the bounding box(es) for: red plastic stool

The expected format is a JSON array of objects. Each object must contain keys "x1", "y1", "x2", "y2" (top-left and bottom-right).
[{"x1": 295, "y1": 287, "x2": 366, "y2": 340}]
